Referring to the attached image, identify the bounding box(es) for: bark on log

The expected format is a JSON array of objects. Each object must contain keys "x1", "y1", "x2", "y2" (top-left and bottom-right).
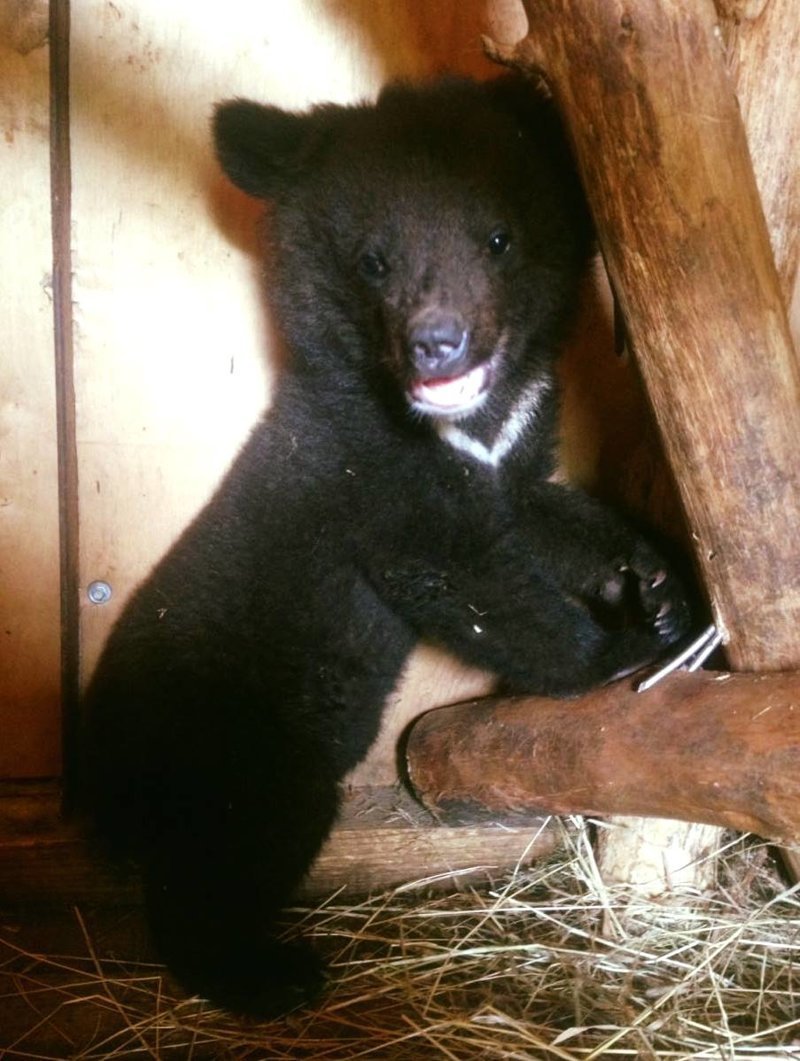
[
  {"x1": 485, "y1": 0, "x2": 800, "y2": 672},
  {"x1": 406, "y1": 670, "x2": 800, "y2": 844}
]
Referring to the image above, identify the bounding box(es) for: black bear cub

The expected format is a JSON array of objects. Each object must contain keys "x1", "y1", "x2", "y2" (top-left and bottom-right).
[{"x1": 84, "y1": 76, "x2": 690, "y2": 1016}]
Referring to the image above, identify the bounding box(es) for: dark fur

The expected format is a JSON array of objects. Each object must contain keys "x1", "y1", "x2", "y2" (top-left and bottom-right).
[{"x1": 83, "y1": 77, "x2": 691, "y2": 1016}]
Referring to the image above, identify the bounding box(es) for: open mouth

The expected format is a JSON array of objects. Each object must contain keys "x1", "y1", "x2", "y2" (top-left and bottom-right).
[{"x1": 409, "y1": 360, "x2": 492, "y2": 418}]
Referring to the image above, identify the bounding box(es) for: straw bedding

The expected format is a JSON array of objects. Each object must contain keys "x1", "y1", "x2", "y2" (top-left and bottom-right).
[{"x1": 2, "y1": 819, "x2": 798, "y2": 1059}]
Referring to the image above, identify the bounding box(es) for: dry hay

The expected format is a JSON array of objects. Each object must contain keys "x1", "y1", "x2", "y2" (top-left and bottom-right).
[{"x1": 1, "y1": 819, "x2": 799, "y2": 1060}]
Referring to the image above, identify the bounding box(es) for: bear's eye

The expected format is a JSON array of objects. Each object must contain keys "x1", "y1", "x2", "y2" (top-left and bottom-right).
[
  {"x1": 359, "y1": 250, "x2": 390, "y2": 282},
  {"x1": 487, "y1": 228, "x2": 511, "y2": 257}
]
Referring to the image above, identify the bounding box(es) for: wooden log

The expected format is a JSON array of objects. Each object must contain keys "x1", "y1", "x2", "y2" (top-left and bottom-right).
[
  {"x1": 348, "y1": 643, "x2": 495, "y2": 787},
  {"x1": 406, "y1": 670, "x2": 800, "y2": 844},
  {"x1": 485, "y1": 0, "x2": 800, "y2": 673}
]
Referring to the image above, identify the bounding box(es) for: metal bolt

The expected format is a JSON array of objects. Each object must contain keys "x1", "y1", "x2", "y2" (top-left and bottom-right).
[{"x1": 87, "y1": 580, "x2": 112, "y2": 605}]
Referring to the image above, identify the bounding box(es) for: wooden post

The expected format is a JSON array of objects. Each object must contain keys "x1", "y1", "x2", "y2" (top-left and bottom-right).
[{"x1": 484, "y1": 0, "x2": 800, "y2": 671}]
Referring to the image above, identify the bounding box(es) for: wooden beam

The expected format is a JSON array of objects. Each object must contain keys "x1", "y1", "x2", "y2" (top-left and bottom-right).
[
  {"x1": 0, "y1": 783, "x2": 559, "y2": 903},
  {"x1": 407, "y1": 670, "x2": 800, "y2": 843}
]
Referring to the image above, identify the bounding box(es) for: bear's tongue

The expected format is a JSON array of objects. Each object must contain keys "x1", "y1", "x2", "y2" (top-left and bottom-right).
[{"x1": 413, "y1": 362, "x2": 487, "y2": 410}]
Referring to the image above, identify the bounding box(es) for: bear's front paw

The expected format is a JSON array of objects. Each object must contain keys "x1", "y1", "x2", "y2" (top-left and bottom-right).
[
  {"x1": 622, "y1": 544, "x2": 692, "y2": 646},
  {"x1": 585, "y1": 543, "x2": 691, "y2": 648}
]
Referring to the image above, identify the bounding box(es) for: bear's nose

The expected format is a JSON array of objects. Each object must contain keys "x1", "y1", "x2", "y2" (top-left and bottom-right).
[{"x1": 408, "y1": 312, "x2": 469, "y2": 378}]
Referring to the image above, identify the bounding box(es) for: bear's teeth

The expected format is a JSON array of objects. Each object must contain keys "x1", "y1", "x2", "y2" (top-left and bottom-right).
[{"x1": 415, "y1": 363, "x2": 487, "y2": 409}]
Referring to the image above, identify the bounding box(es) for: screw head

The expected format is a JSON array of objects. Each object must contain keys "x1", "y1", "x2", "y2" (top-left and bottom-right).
[{"x1": 87, "y1": 580, "x2": 112, "y2": 605}]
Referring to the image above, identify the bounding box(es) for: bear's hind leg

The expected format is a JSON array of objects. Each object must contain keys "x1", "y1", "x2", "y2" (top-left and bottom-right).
[
  {"x1": 145, "y1": 863, "x2": 328, "y2": 1017},
  {"x1": 143, "y1": 747, "x2": 339, "y2": 1017}
]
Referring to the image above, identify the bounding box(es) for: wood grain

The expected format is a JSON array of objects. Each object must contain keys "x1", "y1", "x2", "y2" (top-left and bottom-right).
[
  {"x1": 717, "y1": 0, "x2": 799, "y2": 304},
  {"x1": 407, "y1": 670, "x2": 800, "y2": 843},
  {"x1": 0, "y1": 10, "x2": 62, "y2": 778}
]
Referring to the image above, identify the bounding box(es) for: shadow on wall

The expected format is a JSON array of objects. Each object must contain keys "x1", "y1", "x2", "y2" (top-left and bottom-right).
[{"x1": 319, "y1": 0, "x2": 496, "y2": 82}]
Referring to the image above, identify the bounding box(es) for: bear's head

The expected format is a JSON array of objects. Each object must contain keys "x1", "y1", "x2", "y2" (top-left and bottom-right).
[{"x1": 213, "y1": 77, "x2": 592, "y2": 428}]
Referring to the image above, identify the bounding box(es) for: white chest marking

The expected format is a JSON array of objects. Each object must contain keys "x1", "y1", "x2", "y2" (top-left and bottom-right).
[{"x1": 436, "y1": 378, "x2": 551, "y2": 469}]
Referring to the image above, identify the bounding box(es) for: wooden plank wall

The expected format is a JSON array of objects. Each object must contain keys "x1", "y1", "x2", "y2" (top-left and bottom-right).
[
  {"x1": 0, "y1": 6, "x2": 61, "y2": 778},
  {"x1": 1, "y1": 0, "x2": 495, "y2": 780}
]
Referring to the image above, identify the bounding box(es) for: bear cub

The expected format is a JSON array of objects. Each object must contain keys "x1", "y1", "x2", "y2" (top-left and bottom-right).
[{"x1": 84, "y1": 76, "x2": 691, "y2": 1017}]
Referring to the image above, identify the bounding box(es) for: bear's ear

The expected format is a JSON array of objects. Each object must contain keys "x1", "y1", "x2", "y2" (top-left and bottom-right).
[
  {"x1": 482, "y1": 74, "x2": 559, "y2": 141},
  {"x1": 213, "y1": 99, "x2": 319, "y2": 200}
]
